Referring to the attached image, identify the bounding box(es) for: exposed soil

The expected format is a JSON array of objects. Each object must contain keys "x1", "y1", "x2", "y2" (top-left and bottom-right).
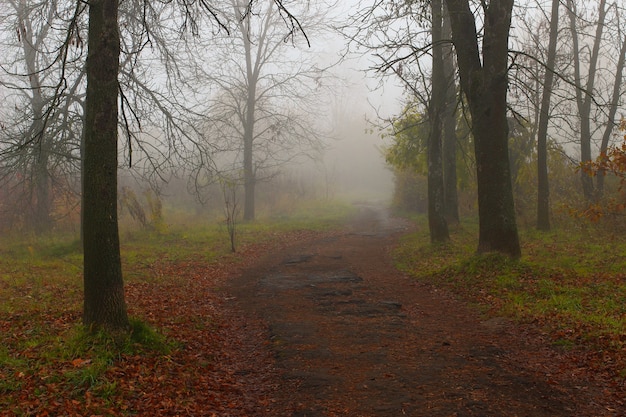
[{"x1": 225, "y1": 204, "x2": 621, "y2": 417}]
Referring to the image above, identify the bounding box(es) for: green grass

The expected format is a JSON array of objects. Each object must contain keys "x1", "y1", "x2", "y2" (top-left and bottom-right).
[
  {"x1": 0, "y1": 316, "x2": 171, "y2": 412},
  {"x1": 119, "y1": 200, "x2": 356, "y2": 282},
  {"x1": 0, "y1": 345, "x2": 26, "y2": 395},
  {"x1": 57, "y1": 318, "x2": 172, "y2": 391},
  {"x1": 394, "y1": 217, "x2": 626, "y2": 369}
]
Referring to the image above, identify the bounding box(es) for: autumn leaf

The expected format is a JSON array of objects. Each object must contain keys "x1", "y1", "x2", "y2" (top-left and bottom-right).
[{"x1": 71, "y1": 358, "x2": 92, "y2": 367}]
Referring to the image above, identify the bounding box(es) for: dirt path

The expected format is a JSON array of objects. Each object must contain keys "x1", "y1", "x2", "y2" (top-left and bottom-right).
[{"x1": 226, "y1": 205, "x2": 610, "y2": 416}]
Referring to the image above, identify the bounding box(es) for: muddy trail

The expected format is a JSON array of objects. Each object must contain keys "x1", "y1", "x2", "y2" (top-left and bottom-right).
[{"x1": 226, "y1": 205, "x2": 611, "y2": 417}]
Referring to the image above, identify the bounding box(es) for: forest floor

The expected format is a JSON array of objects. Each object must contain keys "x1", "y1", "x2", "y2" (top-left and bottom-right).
[{"x1": 2, "y1": 204, "x2": 624, "y2": 416}]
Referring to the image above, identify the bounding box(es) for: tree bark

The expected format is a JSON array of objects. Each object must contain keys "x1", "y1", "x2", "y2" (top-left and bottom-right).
[
  {"x1": 567, "y1": 0, "x2": 606, "y2": 201},
  {"x1": 428, "y1": 0, "x2": 450, "y2": 243},
  {"x1": 83, "y1": 0, "x2": 129, "y2": 331},
  {"x1": 442, "y1": 4, "x2": 459, "y2": 225},
  {"x1": 536, "y1": 0, "x2": 559, "y2": 231},
  {"x1": 446, "y1": 0, "x2": 521, "y2": 258}
]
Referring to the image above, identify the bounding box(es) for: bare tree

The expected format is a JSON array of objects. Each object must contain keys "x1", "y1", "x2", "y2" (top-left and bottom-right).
[
  {"x1": 1, "y1": 0, "x2": 311, "y2": 330},
  {"x1": 82, "y1": 0, "x2": 309, "y2": 330},
  {"x1": 565, "y1": 0, "x2": 626, "y2": 201},
  {"x1": 198, "y1": 0, "x2": 333, "y2": 221},
  {"x1": 345, "y1": 0, "x2": 519, "y2": 255},
  {"x1": 0, "y1": 0, "x2": 85, "y2": 234},
  {"x1": 567, "y1": 0, "x2": 605, "y2": 201},
  {"x1": 220, "y1": 176, "x2": 240, "y2": 252},
  {"x1": 535, "y1": 0, "x2": 560, "y2": 231},
  {"x1": 502, "y1": 0, "x2": 626, "y2": 227}
]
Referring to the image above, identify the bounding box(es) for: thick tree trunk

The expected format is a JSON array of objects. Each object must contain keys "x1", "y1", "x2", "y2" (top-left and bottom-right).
[
  {"x1": 536, "y1": 0, "x2": 559, "y2": 231},
  {"x1": 82, "y1": 0, "x2": 129, "y2": 331},
  {"x1": 442, "y1": 4, "x2": 459, "y2": 225},
  {"x1": 428, "y1": 0, "x2": 449, "y2": 243},
  {"x1": 446, "y1": 0, "x2": 520, "y2": 258}
]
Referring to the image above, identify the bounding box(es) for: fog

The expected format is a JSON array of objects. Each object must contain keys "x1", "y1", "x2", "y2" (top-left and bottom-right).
[
  {"x1": 278, "y1": 22, "x2": 405, "y2": 206},
  {"x1": 251, "y1": 11, "x2": 405, "y2": 208},
  {"x1": 114, "y1": 69, "x2": 403, "y2": 225},
  {"x1": 188, "y1": 16, "x2": 406, "y2": 214},
  {"x1": 0, "y1": 0, "x2": 409, "y2": 233},
  {"x1": 315, "y1": 80, "x2": 400, "y2": 203},
  {"x1": 193, "y1": 3, "x2": 405, "y2": 212}
]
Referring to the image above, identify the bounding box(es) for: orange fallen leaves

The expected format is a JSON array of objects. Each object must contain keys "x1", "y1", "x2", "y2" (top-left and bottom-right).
[{"x1": 71, "y1": 358, "x2": 92, "y2": 368}]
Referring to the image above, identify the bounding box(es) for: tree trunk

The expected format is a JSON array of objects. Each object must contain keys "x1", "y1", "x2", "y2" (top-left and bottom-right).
[
  {"x1": 579, "y1": 116, "x2": 595, "y2": 201},
  {"x1": 596, "y1": 32, "x2": 626, "y2": 196},
  {"x1": 82, "y1": 0, "x2": 129, "y2": 331},
  {"x1": 243, "y1": 129, "x2": 255, "y2": 221},
  {"x1": 446, "y1": 0, "x2": 520, "y2": 258},
  {"x1": 242, "y1": 73, "x2": 256, "y2": 222},
  {"x1": 567, "y1": 0, "x2": 606, "y2": 201},
  {"x1": 536, "y1": 0, "x2": 559, "y2": 231},
  {"x1": 428, "y1": 0, "x2": 449, "y2": 243},
  {"x1": 442, "y1": 4, "x2": 459, "y2": 225},
  {"x1": 33, "y1": 154, "x2": 52, "y2": 235},
  {"x1": 17, "y1": 3, "x2": 53, "y2": 235},
  {"x1": 240, "y1": 6, "x2": 259, "y2": 222}
]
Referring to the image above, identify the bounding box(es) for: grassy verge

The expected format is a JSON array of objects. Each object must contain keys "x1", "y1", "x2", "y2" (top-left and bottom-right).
[
  {"x1": 120, "y1": 200, "x2": 355, "y2": 277},
  {"x1": 394, "y1": 216, "x2": 626, "y2": 378}
]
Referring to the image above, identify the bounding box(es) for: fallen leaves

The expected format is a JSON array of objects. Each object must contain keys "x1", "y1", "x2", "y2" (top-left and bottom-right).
[
  {"x1": 1, "y1": 234, "x2": 311, "y2": 417},
  {"x1": 71, "y1": 358, "x2": 92, "y2": 368}
]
